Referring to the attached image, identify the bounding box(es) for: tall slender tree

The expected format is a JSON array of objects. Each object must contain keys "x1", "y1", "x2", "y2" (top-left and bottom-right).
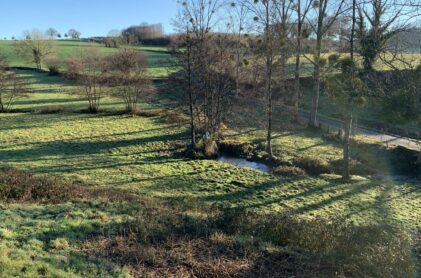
[
  {"x1": 292, "y1": 0, "x2": 313, "y2": 120},
  {"x1": 246, "y1": 0, "x2": 279, "y2": 157},
  {"x1": 307, "y1": 0, "x2": 345, "y2": 127}
]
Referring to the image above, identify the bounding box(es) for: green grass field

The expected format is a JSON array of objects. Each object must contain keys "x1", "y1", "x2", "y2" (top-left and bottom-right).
[
  {"x1": 0, "y1": 40, "x2": 175, "y2": 78},
  {"x1": 0, "y1": 43, "x2": 420, "y2": 276},
  {"x1": 1, "y1": 98, "x2": 420, "y2": 220}
]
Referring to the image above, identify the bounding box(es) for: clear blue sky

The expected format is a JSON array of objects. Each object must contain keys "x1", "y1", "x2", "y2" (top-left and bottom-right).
[{"x1": 0, "y1": 0, "x2": 179, "y2": 39}]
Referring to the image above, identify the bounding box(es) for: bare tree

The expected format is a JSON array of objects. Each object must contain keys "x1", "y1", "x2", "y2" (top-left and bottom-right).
[
  {"x1": 274, "y1": 0, "x2": 294, "y2": 101},
  {"x1": 68, "y1": 29, "x2": 81, "y2": 39},
  {"x1": 15, "y1": 29, "x2": 55, "y2": 71},
  {"x1": 0, "y1": 56, "x2": 30, "y2": 112},
  {"x1": 228, "y1": 2, "x2": 250, "y2": 96},
  {"x1": 45, "y1": 28, "x2": 59, "y2": 39},
  {"x1": 68, "y1": 47, "x2": 108, "y2": 112},
  {"x1": 246, "y1": 0, "x2": 281, "y2": 157},
  {"x1": 292, "y1": 0, "x2": 313, "y2": 120},
  {"x1": 325, "y1": 57, "x2": 364, "y2": 180},
  {"x1": 45, "y1": 55, "x2": 61, "y2": 75},
  {"x1": 108, "y1": 48, "x2": 153, "y2": 112},
  {"x1": 203, "y1": 34, "x2": 236, "y2": 135},
  {"x1": 173, "y1": 0, "x2": 225, "y2": 149},
  {"x1": 105, "y1": 29, "x2": 123, "y2": 48}
]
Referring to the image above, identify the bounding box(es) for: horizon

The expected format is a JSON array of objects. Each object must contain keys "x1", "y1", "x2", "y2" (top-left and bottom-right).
[{"x1": 0, "y1": 0, "x2": 179, "y2": 39}]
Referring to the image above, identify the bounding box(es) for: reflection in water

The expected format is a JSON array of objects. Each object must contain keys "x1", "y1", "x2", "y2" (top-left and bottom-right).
[{"x1": 218, "y1": 155, "x2": 270, "y2": 173}]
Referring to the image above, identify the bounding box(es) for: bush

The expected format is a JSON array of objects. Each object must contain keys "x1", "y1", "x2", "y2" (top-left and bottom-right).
[
  {"x1": 161, "y1": 110, "x2": 189, "y2": 124},
  {"x1": 391, "y1": 146, "x2": 421, "y2": 177},
  {"x1": 0, "y1": 168, "x2": 85, "y2": 203},
  {"x1": 272, "y1": 165, "x2": 307, "y2": 176},
  {"x1": 218, "y1": 140, "x2": 256, "y2": 158},
  {"x1": 38, "y1": 106, "x2": 67, "y2": 114},
  {"x1": 293, "y1": 155, "x2": 332, "y2": 175},
  {"x1": 45, "y1": 56, "x2": 61, "y2": 75},
  {"x1": 95, "y1": 204, "x2": 418, "y2": 277},
  {"x1": 65, "y1": 56, "x2": 83, "y2": 80}
]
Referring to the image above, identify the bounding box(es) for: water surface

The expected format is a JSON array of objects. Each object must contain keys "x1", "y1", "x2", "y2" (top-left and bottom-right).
[{"x1": 218, "y1": 155, "x2": 270, "y2": 173}]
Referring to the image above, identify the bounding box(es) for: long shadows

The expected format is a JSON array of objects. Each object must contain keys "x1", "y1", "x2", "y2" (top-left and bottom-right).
[{"x1": 0, "y1": 131, "x2": 184, "y2": 158}]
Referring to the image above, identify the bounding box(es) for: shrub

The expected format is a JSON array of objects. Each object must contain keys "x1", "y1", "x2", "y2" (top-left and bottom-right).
[
  {"x1": 218, "y1": 140, "x2": 256, "y2": 158},
  {"x1": 92, "y1": 204, "x2": 418, "y2": 277},
  {"x1": 161, "y1": 110, "x2": 188, "y2": 124},
  {"x1": 293, "y1": 155, "x2": 332, "y2": 175},
  {"x1": 123, "y1": 108, "x2": 161, "y2": 117},
  {"x1": 45, "y1": 56, "x2": 61, "y2": 75},
  {"x1": 38, "y1": 106, "x2": 67, "y2": 114},
  {"x1": 390, "y1": 146, "x2": 421, "y2": 177},
  {"x1": 272, "y1": 165, "x2": 307, "y2": 176},
  {"x1": 65, "y1": 56, "x2": 83, "y2": 80},
  {"x1": 0, "y1": 167, "x2": 85, "y2": 203}
]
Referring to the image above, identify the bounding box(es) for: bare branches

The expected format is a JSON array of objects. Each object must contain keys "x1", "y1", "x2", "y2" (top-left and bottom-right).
[
  {"x1": 107, "y1": 48, "x2": 153, "y2": 112},
  {"x1": 15, "y1": 29, "x2": 56, "y2": 71},
  {"x1": 0, "y1": 57, "x2": 30, "y2": 112},
  {"x1": 66, "y1": 47, "x2": 108, "y2": 113}
]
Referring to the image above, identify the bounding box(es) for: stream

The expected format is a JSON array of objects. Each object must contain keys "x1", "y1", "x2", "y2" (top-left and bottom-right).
[{"x1": 217, "y1": 155, "x2": 270, "y2": 173}]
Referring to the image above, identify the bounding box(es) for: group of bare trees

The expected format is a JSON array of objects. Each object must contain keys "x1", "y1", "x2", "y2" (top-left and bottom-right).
[
  {"x1": 174, "y1": 0, "x2": 235, "y2": 151},
  {"x1": 65, "y1": 47, "x2": 152, "y2": 113},
  {"x1": 174, "y1": 0, "x2": 420, "y2": 180}
]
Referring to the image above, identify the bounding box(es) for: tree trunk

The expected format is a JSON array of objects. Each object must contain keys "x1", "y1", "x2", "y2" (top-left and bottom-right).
[
  {"x1": 235, "y1": 49, "x2": 241, "y2": 96},
  {"x1": 265, "y1": 5, "x2": 273, "y2": 158},
  {"x1": 294, "y1": 44, "x2": 301, "y2": 122},
  {"x1": 267, "y1": 81, "x2": 273, "y2": 157},
  {"x1": 294, "y1": 0, "x2": 302, "y2": 122},
  {"x1": 186, "y1": 35, "x2": 196, "y2": 148},
  {"x1": 350, "y1": 0, "x2": 356, "y2": 61},
  {"x1": 310, "y1": 23, "x2": 323, "y2": 127},
  {"x1": 343, "y1": 110, "x2": 353, "y2": 180}
]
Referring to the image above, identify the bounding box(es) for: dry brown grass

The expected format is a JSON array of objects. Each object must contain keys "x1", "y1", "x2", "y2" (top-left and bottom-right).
[{"x1": 77, "y1": 205, "x2": 419, "y2": 277}]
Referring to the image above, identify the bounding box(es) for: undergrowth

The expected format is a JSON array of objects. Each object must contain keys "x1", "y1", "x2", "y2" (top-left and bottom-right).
[{"x1": 0, "y1": 168, "x2": 418, "y2": 277}]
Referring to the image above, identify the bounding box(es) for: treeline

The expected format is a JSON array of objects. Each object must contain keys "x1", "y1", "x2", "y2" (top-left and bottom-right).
[
  {"x1": 92, "y1": 23, "x2": 177, "y2": 47},
  {"x1": 172, "y1": 0, "x2": 421, "y2": 181}
]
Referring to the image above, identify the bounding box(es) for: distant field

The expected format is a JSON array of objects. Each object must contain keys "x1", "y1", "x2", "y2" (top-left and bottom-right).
[
  {"x1": 270, "y1": 52, "x2": 421, "y2": 78},
  {"x1": 0, "y1": 40, "x2": 175, "y2": 78}
]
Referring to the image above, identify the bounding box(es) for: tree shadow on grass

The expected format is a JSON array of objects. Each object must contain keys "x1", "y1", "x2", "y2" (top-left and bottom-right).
[
  {"x1": 14, "y1": 97, "x2": 86, "y2": 106},
  {"x1": 0, "y1": 131, "x2": 185, "y2": 159}
]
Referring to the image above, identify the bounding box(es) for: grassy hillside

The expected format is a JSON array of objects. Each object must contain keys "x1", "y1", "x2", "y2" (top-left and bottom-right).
[
  {"x1": 2, "y1": 70, "x2": 418, "y2": 226},
  {"x1": 0, "y1": 40, "x2": 113, "y2": 67},
  {"x1": 0, "y1": 46, "x2": 419, "y2": 276},
  {"x1": 1, "y1": 110, "x2": 419, "y2": 226},
  {"x1": 0, "y1": 40, "x2": 174, "y2": 78}
]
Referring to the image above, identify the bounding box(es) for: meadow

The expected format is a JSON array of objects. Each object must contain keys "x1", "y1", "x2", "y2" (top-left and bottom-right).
[
  {"x1": 0, "y1": 40, "x2": 175, "y2": 78},
  {"x1": 0, "y1": 40, "x2": 420, "y2": 276}
]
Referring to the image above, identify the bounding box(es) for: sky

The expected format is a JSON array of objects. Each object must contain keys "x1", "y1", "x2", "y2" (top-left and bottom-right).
[{"x1": 0, "y1": 0, "x2": 179, "y2": 39}]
